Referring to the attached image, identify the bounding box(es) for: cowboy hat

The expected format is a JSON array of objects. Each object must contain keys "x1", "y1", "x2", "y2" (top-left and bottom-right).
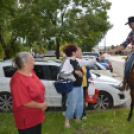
[{"x1": 125, "y1": 16, "x2": 134, "y2": 25}]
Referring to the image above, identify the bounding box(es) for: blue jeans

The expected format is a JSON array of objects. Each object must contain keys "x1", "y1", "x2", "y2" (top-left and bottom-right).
[
  {"x1": 124, "y1": 51, "x2": 134, "y2": 80},
  {"x1": 65, "y1": 86, "x2": 83, "y2": 119}
]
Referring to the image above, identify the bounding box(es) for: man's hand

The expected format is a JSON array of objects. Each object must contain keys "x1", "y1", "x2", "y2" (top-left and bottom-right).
[
  {"x1": 108, "y1": 50, "x2": 115, "y2": 55},
  {"x1": 75, "y1": 70, "x2": 83, "y2": 77}
]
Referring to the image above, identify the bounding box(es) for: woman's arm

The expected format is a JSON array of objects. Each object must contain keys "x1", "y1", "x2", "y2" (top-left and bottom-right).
[
  {"x1": 75, "y1": 70, "x2": 83, "y2": 77},
  {"x1": 23, "y1": 101, "x2": 48, "y2": 111},
  {"x1": 76, "y1": 55, "x2": 104, "y2": 67},
  {"x1": 76, "y1": 58, "x2": 96, "y2": 66}
]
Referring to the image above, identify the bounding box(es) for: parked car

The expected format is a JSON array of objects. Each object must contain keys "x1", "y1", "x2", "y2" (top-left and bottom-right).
[
  {"x1": 88, "y1": 72, "x2": 128, "y2": 110},
  {"x1": 0, "y1": 59, "x2": 127, "y2": 111},
  {"x1": 99, "y1": 59, "x2": 113, "y2": 72},
  {"x1": 82, "y1": 52, "x2": 100, "y2": 57},
  {"x1": 100, "y1": 63, "x2": 110, "y2": 71}
]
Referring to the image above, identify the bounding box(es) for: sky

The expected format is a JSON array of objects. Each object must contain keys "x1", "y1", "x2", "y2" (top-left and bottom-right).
[{"x1": 98, "y1": 0, "x2": 134, "y2": 48}]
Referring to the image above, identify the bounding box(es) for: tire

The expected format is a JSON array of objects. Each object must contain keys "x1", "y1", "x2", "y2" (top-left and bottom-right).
[
  {"x1": 88, "y1": 91, "x2": 113, "y2": 110},
  {"x1": 0, "y1": 93, "x2": 12, "y2": 112}
]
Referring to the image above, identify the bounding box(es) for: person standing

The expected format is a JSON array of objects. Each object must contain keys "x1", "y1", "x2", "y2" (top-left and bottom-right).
[
  {"x1": 76, "y1": 48, "x2": 93, "y2": 119},
  {"x1": 61, "y1": 55, "x2": 67, "y2": 116},
  {"x1": 61, "y1": 44, "x2": 104, "y2": 128},
  {"x1": 108, "y1": 16, "x2": 134, "y2": 90},
  {"x1": 35, "y1": 50, "x2": 44, "y2": 58},
  {"x1": 10, "y1": 52, "x2": 47, "y2": 134},
  {"x1": 3, "y1": 55, "x2": 7, "y2": 60}
]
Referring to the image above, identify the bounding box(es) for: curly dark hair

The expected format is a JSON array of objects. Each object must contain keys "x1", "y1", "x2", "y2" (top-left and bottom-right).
[{"x1": 64, "y1": 44, "x2": 77, "y2": 57}]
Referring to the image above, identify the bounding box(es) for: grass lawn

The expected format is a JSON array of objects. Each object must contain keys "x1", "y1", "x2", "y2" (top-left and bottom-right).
[
  {"x1": 1, "y1": 109, "x2": 134, "y2": 134},
  {"x1": 122, "y1": 57, "x2": 127, "y2": 59},
  {"x1": 44, "y1": 57, "x2": 62, "y2": 60}
]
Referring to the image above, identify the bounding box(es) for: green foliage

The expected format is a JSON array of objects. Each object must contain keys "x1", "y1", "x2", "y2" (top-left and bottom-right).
[
  {"x1": 0, "y1": 43, "x2": 4, "y2": 58},
  {"x1": 0, "y1": 0, "x2": 112, "y2": 59}
]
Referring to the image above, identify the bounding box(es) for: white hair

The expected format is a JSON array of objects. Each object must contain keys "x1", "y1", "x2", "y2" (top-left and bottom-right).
[{"x1": 12, "y1": 52, "x2": 31, "y2": 69}]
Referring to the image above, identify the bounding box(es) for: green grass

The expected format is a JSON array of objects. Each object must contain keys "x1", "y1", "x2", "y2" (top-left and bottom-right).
[
  {"x1": 122, "y1": 57, "x2": 127, "y2": 59},
  {"x1": 1, "y1": 109, "x2": 134, "y2": 134},
  {"x1": 44, "y1": 57, "x2": 62, "y2": 60}
]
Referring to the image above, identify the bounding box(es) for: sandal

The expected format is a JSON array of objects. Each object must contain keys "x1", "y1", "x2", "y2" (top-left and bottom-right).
[{"x1": 64, "y1": 123, "x2": 71, "y2": 128}]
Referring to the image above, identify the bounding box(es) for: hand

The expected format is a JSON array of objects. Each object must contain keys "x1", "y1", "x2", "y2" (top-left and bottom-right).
[
  {"x1": 108, "y1": 50, "x2": 114, "y2": 55},
  {"x1": 88, "y1": 77, "x2": 93, "y2": 81},
  {"x1": 42, "y1": 101, "x2": 48, "y2": 111},
  {"x1": 75, "y1": 70, "x2": 83, "y2": 77},
  {"x1": 77, "y1": 71, "x2": 83, "y2": 77},
  {"x1": 98, "y1": 55, "x2": 105, "y2": 60}
]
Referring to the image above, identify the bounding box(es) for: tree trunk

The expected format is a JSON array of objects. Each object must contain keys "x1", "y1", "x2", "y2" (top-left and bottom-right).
[
  {"x1": 0, "y1": 26, "x2": 6, "y2": 49},
  {"x1": 4, "y1": 49, "x2": 10, "y2": 59},
  {"x1": 56, "y1": 42, "x2": 60, "y2": 59}
]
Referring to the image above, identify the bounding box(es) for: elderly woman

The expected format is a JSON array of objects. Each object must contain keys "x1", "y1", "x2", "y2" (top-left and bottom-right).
[
  {"x1": 61, "y1": 44, "x2": 103, "y2": 127},
  {"x1": 10, "y1": 52, "x2": 47, "y2": 134}
]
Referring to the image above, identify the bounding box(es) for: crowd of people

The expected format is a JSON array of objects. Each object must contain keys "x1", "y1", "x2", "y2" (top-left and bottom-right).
[
  {"x1": 9, "y1": 16, "x2": 134, "y2": 133},
  {"x1": 10, "y1": 44, "x2": 104, "y2": 134}
]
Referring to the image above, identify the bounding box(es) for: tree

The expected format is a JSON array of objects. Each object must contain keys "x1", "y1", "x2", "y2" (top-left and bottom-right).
[
  {"x1": 0, "y1": 0, "x2": 112, "y2": 59},
  {"x1": 0, "y1": 0, "x2": 24, "y2": 58},
  {"x1": 111, "y1": 45, "x2": 114, "y2": 50},
  {"x1": 10, "y1": 0, "x2": 112, "y2": 59}
]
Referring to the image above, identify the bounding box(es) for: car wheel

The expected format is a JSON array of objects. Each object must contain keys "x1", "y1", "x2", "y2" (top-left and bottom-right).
[
  {"x1": 88, "y1": 91, "x2": 113, "y2": 110},
  {"x1": 0, "y1": 93, "x2": 12, "y2": 112}
]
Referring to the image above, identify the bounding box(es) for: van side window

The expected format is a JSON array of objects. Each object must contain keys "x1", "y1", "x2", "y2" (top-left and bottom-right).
[
  {"x1": 34, "y1": 65, "x2": 44, "y2": 79},
  {"x1": 48, "y1": 66, "x2": 59, "y2": 80},
  {"x1": 3, "y1": 66, "x2": 17, "y2": 77}
]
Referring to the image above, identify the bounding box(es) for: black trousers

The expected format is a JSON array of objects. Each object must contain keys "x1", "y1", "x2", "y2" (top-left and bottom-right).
[
  {"x1": 62, "y1": 93, "x2": 67, "y2": 111},
  {"x1": 82, "y1": 87, "x2": 87, "y2": 116},
  {"x1": 18, "y1": 123, "x2": 42, "y2": 134}
]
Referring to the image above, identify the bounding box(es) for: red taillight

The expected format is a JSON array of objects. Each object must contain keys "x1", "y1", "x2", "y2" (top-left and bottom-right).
[
  {"x1": 105, "y1": 65, "x2": 109, "y2": 68},
  {"x1": 108, "y1": 63, "x2": 112, "y2": 66}
]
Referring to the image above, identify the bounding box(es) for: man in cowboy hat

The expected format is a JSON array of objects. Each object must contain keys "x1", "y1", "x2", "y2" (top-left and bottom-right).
[{"x1": 108, "y1": 16, "x2": 134, "y2": 90}]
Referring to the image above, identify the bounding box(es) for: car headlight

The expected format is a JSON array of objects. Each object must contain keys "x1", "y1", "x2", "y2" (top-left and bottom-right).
[{"x1": 109, "y1": 84, "x2": 119, "y2": 89}]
